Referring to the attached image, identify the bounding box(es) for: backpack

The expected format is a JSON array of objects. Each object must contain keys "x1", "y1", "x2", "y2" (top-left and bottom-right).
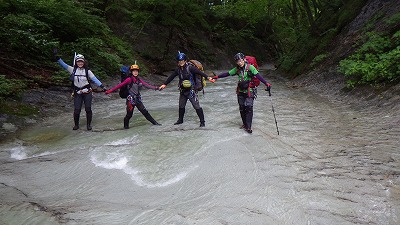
[
  {"x1": 187, "y1": 60, "x2": 207, "y2": 92},
  {"x1": 244, "y1": 56, "x2": 260, "y2": 88},
  {"x1": 118, "y1": 65, "x2": 131, "y2": 98}
]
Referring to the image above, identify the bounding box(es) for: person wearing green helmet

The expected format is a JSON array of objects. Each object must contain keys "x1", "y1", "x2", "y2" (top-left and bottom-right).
[{"x1": 213, "y1": 53, "x2": 271, "y2": 134}]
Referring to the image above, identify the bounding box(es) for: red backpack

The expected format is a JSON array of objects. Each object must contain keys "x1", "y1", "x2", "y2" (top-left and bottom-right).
[{"x1": 244, "y1": 56, "x2": 260, "y2": 87}]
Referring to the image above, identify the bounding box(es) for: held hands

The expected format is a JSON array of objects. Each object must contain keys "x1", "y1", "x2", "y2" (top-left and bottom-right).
[
  {"x1": 159, "y1": 84, "x2": 167, "y2": 90},
  {"x1": 208, "y1": 77, "x2": 215, "y2": 83},
  {"x1": 211, "y1": 72, "x2": 218, "y2": 80}
]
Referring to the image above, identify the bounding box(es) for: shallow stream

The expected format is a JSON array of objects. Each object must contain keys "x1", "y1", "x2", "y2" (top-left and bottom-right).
[{"x1": 0, "y1": 70, "x2": 399, "y2": 225}]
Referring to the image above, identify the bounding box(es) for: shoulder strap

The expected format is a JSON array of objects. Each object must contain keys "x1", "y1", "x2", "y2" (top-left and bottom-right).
[
  {"x1": 85, "y1": 68, "x2": 89, "y2": 80},
  {"x1": 72, "y1": 67, "x2": 77, "y2": 76}
]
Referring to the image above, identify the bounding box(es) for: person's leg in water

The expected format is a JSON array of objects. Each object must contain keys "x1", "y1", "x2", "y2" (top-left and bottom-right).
[
  {"x1": 244, "y1": 96, "x2": 255, "y2": 133},
  {"x1": 188, "y1": 90, "x2": 205, "y2": 127},
  {"x1": 136, "y1": 102, "x2": 161, "y2": 125},
  {"x1": 174, "y1": 92, "x2": 188, "y2": 125},
  {"x1": 83, "y1": 93, "x2": 93, "y2": 130},
  {"x1": 237, "y1": 94, "x2": 247, "y2": 129},
  {"x1": 124, "y1": 100, "x2": 134, "y2": 129},
  {"x1": 73, "y1": 94, "x2": 84, "y2": 130}
]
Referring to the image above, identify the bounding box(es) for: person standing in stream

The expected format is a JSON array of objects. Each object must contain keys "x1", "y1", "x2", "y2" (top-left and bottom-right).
[
  {"x1": 213, "y1": 53, "x2": 271, "y2": 134},
  {"x1": 105, "y1": 64, "x2": 161, "y2": 128},
  {"x1": 159, "y1": 52, "x2": 215, "y2": 127},
  {"x1": 55, "y1": 51, "x2": 107, "y2": 131}
]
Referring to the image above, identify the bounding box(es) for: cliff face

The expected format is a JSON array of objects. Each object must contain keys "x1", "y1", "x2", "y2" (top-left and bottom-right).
[{"x1": 292, "y1": 0, "x2": 400, "y2": 111}]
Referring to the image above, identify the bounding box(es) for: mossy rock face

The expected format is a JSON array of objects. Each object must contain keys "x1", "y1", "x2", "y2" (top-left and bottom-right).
[{"x1": 0, "y1": 100, "x2": 39, "y2": 117}]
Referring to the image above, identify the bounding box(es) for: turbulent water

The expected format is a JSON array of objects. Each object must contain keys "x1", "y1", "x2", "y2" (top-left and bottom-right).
[{"x1": 0, "y1": 69, "x2": 399, "y2": 225}]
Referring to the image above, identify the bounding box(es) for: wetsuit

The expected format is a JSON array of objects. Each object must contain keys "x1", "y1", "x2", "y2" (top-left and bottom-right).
[
  {"x1": 57, "y1": 58, "x2": 104, "y2": 130},
  {"x1": 163, "y1": 63, "x2": 210, "y2": 126},
  {"x1": 107, "y1": 76, "x2": 160, "y2": 128},
  {"x1": 217, "y1": 62, "x2": 269, "y2": 131}
]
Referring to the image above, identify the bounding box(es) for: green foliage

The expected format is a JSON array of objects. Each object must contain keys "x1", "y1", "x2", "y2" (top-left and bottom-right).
[
  {"x1": 0, "y1": 76, "x2": 28, "y2": 98},
  {"x1": 311, "y1": 53, "x2": 329, "y2": 68},
  {"x1": 0, "y1": 13, "x2": 57, "y2": 60},
  {"x1": 0, "y1": 0, "x2": 138, "y2": 85},
  {"x1": 338, "y1": 32, "x2": 400, "y2": 87},
  {"x1": 385, "y1": 12, "x2": 400, "y2": 26}
]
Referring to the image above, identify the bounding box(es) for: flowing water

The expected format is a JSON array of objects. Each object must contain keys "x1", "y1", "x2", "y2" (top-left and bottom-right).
[{"x1": 0, "y1": 70, "x2": 399, "y2": 225}]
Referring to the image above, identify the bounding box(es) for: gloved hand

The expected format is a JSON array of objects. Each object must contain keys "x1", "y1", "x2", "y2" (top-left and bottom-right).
[
  {"x1": 100, "y1": 85, "x2": 107, "y2": 92},
  {"x1": 265, "y1": 83, "x2": 271, "y2": 92},
  {"x1": 53, "y1": 48, "x2": 60, "y2": 61},
  {"x1": 105, "y1": 89, "x2": 112, "y2": 95},
  {"x1": 212, "y1": 75, "x2": 218, "y2": 79}
]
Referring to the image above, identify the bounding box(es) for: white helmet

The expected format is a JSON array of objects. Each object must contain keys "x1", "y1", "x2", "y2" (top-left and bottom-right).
[{"x1": 75, "y1": 54, "x2": 85, "y2": 62}]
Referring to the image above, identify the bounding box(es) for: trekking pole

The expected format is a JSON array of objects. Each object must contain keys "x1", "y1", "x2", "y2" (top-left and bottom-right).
[{"x1": 266, "y1": 87, "x2": 280, "y2": 135}]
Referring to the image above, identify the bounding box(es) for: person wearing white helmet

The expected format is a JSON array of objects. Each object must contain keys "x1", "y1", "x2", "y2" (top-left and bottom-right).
[{"x1": 54, "y1": 49, "x2": 107, "y2": 130}]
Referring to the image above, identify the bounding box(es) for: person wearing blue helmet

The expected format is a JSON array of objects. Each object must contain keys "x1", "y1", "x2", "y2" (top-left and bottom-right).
[{"x1": 159, "y1": 51, "x2": 215, "y2": 127}]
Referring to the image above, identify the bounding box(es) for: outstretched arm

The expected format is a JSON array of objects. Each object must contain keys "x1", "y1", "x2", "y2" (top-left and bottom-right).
[
  {"x1": 190, "y1": 66, "x2": 215, "y2": 83},
  {"x1": 159, "y1": 71, "x2": 178, "y2": 90},
  {"x1": 105, "y1": 77, "x2": 131, "y2": 94},
  {"x1": 57, "y1": 58, "x2": 73, "y2": 73},
  {"x1": 212, "y1": 72, "x2": 230, "y2": 79},
  {"x1": 140, "y1": 78, "x2": 159, "y2": 90}
]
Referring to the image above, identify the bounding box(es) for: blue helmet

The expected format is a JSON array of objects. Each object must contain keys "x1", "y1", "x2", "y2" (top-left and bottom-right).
[{"x1": 176, "y1": 51, "x2": 187, "y2": 61}]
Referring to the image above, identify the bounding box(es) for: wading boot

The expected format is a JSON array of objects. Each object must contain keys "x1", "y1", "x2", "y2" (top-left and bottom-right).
[
  {"x1": 196, "y1": 108, "x2": 205, "y2": 127},
  {"x1": 239, "y1": 106, "x2": 247, "y2": 129},
  {"x1": 143, "y1": 111, "x2": 161, "y2": 125},
  {"x1": 124, "y1": 117, "x2": 130, "y2": 129},
  {"x1": 174, "y1": 108, "x2": 185, "y2": 125},
  {"x1": 245, "y1": 106, "x2": 253, "y2": 134},
  {"x1": 86, "y1": 111, "x2": 92, "y2": 130},
  {"x1": 73, "y1": 113, "x2": 80, "y2": 130}
]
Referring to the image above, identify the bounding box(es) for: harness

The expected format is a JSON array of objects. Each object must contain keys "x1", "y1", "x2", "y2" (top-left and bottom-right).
[
  {"x1": 236, "y1": 63, "x2": 257, "y2": 98},
  {"x1": 70, "y1": 67, "x2": 92, "y2": 94},
  {"x1": 127, "y1": 76, "x2": 142, "y2": 106}
]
